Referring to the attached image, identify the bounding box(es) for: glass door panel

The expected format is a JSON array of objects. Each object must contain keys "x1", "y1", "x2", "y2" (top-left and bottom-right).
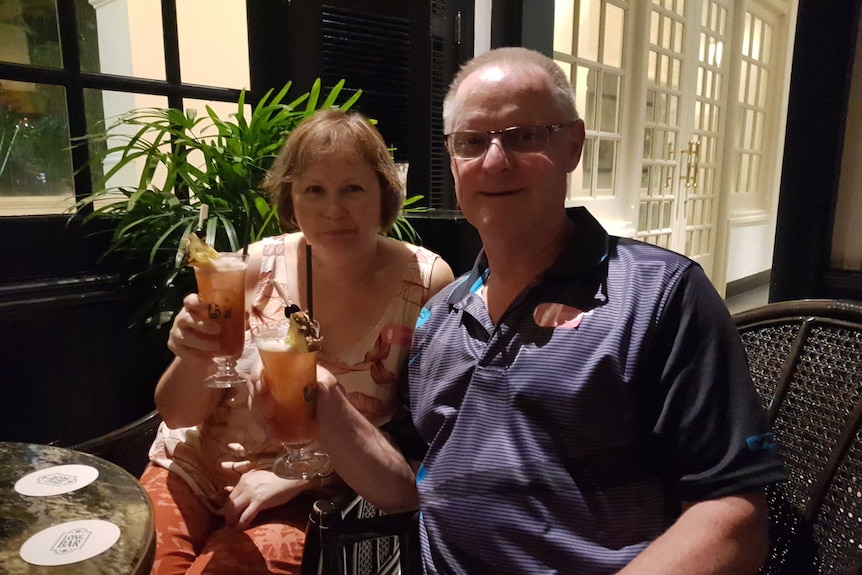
[
  {"x1": 637, "y1": 0, "x2": 731, "y2": 278},
  {"x1": 556, "y1": 0, "x2": 629, "y2": 226},
  {"x1": 637, "y1": 0, "x2": 687, "y2": 250}
]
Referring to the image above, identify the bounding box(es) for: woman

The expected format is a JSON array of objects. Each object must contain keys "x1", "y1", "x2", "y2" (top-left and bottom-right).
[{"x1": 140, "y1": 109, "x2": 454, "y2": 575}]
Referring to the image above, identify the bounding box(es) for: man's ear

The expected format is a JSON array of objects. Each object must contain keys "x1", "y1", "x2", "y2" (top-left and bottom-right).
[{"x1": 566, "y1": 119, "x2": 586, "y2": 173}]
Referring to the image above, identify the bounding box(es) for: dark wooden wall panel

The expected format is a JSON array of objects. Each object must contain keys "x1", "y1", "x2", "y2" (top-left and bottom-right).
[{"x1": 0, "y1": 284, "x2": 169, "y2": 446}]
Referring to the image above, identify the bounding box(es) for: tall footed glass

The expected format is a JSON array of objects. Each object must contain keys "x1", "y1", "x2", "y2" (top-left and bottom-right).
[
  {"x1": 253, "y1": 321, "x2": 329, "y2": 479},
  {"x1": 192, "y1": 253, "x2": 247, "y2": 388}
]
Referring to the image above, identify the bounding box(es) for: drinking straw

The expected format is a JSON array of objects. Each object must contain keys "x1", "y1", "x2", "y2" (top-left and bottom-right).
[
  {"x1": 197, "y1": 204, "x2": 208, "y2": 230},
  {"x1": 272, "y1": 280, "x2": 292, "y2": 307},
  {"x1": 306, "y1": 243, "x2": 313, "y2": 321},
  {"x1": 241, "y1": 211, "x2": 251, "y2": 257}
]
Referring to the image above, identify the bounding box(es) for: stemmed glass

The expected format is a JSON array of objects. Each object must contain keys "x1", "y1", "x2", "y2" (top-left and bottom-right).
[
  {"x1": 253, "y1": 321, "x2": 330, "y2": 479},
  {"x1": 192, "y1": 252, "x2": 248, "y2": 388}
]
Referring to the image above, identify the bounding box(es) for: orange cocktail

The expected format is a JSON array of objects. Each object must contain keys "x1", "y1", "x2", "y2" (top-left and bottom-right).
[
  {"x1": 194, "y1": 254, "x2": 247, "y2": 360},
  {"x1": 253, "y1": 318, "x2": 328, "y2": 479},
  {"x1": 257, "y1": 338, "x2": 318, "y2": 445}
]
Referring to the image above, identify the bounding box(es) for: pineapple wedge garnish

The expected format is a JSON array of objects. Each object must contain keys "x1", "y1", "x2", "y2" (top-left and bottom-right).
[
  {"x1": 285, "y1": 310, "x2": 323, "y2": 352},
  {"x1": 179, "y1": 233, "x2": 219, "y2": 268}
]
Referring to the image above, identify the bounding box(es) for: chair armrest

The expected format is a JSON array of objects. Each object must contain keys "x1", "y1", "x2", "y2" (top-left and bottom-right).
[
  {"x1": 68, "y1": 410, "x2": 161, "y2": 477},
  {"x1": 302, "y1": 490, "x2": 421, "y2": 575}
]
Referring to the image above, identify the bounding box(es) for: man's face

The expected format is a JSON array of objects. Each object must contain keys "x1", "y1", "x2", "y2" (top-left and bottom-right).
[{"x1": 448, "y1": 65, "x2": 585, "y2": 238}]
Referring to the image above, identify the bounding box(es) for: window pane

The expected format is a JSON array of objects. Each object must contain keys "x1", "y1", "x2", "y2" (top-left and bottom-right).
[
  {"x1": 575, "y1": 65, "x2": 597, "y2": 130},
  {"x1": 84, "y1": 89, "x2": 170, "y2": 199},
  {"x1": 596, "y1": 139, "x2": 616, "y2": 194},
  {"x1": 181, "y1": 98, "x2": 252, "y2": 185},
  {"x1": 83, "y1": 94, "x2": 246, "y2": 206},
  {"x1": 581, "y1": 138, "x2": 594, "y2": 193},
  {"x1": 177, "y1": 0, "x2": 249, "y2": 89},
  {"x1": 0, "y1": 84, "x2": 74, "y2": 215},
  {"x1": 556, "y1": 59, "x2": 573, "y2": 85},
  {"x1": 78, "y1": 0, "x2": 167, "y2": 79},
  {"x1": 642, "y1": 127, "x2": 653, "y2": 159},
  {"x1": 0, "y1": 1, "x2": 62, "y2": 69},
  {"x1": 762, "y1": 22, "x2": 772, "y2": 65},
  {"x1": 577, "y1": 0, "x2": 600, "y2": 61},
  {"x1": 554, "y1": 0, "x2": 575, "y2": 55},
  {"x1": 602, "y1": 4, "x2": 624, "y2": 68},
  {"x1": 600, "y1": 74, "x2": 619, "y2": 132}
]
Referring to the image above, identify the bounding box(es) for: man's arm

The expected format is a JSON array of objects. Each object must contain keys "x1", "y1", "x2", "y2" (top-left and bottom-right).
[
  {"x1": 315, "y1": 370, "x2": 420, "y2": 513},
  {"x1": 617, "y1": 490, "x2": 769, "y2": 575}
]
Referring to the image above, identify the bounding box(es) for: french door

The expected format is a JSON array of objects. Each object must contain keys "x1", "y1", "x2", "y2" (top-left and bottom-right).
[
  {"x1": 555, "y1": 0, "x2": 794, "y2": 283},
  {"x1": 637, "y1": 0, "x2": 732, "y2": 277}
]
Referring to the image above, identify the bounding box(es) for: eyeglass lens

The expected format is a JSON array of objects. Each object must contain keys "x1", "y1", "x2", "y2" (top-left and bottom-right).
[{"x1": 448, "y1": 126, "x2": 551, "y2": 159}]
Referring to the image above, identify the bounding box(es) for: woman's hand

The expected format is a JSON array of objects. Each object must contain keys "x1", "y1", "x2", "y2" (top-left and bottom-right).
[
  {"x1": 154, "y1": 294, "x2": 227, "y2": 427},
  {"x1": 222, "y1": 469, "x2": 308, "y2": 530},
  {"x1": 167, "y1": 293, "x2": 221, "y2": 361}
]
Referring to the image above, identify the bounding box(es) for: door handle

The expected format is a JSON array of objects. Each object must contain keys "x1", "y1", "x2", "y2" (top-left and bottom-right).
[{"x1": 680, "y1": 138, "x2": 700, "y2": 189}]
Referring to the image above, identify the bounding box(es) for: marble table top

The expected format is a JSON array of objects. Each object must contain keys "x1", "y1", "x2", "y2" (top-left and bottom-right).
[{"x1": 0, "y1": 442, "x2": 154, "y2": 574}]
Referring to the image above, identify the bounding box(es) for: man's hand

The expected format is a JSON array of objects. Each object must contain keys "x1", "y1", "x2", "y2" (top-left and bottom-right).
[{"x1": 248, "y1": 362, "x2": 342, "y2": 437}]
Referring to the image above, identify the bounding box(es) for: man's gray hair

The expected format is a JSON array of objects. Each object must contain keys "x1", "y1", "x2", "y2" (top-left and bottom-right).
[{"x1": 443, "y1": 47, "x2": 579, "y2": 134}]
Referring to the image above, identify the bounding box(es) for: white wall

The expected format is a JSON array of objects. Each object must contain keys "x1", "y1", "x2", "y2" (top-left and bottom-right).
[{"x1": 726, "y1": 221, "x2": 776, "y2": 282}]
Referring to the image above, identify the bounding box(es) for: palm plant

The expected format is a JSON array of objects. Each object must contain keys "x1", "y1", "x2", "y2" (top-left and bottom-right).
[{"x1": 73, "y1": 79, "x2": 422, "y2": 330}]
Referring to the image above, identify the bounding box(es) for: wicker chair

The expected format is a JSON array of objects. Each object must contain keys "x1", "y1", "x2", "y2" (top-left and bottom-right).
[{"x1": 733, "y1": 299, "x2": 862, "y2": 574}]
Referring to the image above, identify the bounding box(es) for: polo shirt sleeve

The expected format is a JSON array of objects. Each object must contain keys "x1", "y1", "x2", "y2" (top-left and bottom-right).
[{"x1": 644, "y1": 265, "x2": 785, "y2": 501}]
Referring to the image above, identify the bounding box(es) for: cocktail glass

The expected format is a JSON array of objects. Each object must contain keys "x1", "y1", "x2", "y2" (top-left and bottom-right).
[
  {"x1": 252, "y1": 321, "x2": 330, "y2": 479},
  {"x1": 192, "y1": 252, "x2": 248, "y2": 388}
]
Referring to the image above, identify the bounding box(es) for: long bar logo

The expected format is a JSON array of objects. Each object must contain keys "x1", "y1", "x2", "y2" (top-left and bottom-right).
[
  {"x1": 51, "y1": 527, "x2": 92, "y2": 555},
  {"x1": 37, "y1": 472, "x2": 77, "y2": 487}
]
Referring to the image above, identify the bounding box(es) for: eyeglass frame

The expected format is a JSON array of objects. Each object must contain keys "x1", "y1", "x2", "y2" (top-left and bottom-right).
[{"x1": 444, "y1": 122, "x2": 576, "y2": 160}]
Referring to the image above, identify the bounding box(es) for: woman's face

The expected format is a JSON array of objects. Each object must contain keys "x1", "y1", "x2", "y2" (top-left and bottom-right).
[{"x1": 290, "y1": 151, "x2": 383, "y2": 253}]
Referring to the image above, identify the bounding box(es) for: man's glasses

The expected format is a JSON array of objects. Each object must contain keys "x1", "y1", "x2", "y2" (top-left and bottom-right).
[{"x1": 445, "y1": 123, "x2": 573, "y2": 160}]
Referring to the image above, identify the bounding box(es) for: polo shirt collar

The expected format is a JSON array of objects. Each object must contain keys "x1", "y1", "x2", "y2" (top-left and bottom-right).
[{"x1": 447, "y1": 207, "x2": 610, "y2": 305}]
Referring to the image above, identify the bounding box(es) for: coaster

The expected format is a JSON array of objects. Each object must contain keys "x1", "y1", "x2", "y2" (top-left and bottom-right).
[
  {"x1": 14, "y1": 464, "x2": 99, "y2": 496},
  {"x1": 20, "y1": 519, "x2": 120, "y2": 566}
]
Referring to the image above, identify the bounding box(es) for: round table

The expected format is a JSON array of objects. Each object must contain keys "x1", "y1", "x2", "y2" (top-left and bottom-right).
[{"x1": 0, "y1": 442, "x2": 155, "y2": 574}]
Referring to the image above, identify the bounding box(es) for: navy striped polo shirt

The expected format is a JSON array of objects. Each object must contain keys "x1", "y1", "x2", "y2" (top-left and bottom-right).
[{"x1": 408, "y1": 208, "x2": 784, "y2": 574}]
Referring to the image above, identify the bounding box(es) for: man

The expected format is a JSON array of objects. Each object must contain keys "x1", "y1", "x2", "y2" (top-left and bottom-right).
[{"x1": 406, "y1": 47, "x2": 785, "y2": 574}]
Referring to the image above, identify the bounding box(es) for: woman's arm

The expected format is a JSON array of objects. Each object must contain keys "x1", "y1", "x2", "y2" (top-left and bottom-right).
[
  {"x1": 154, "y1": 294, "x2": 226, "y2": 427},
  {"x1": 157, "y1": 241, "x2": 263, "y2": 428},
  {"x1": 617, "y1": 490, "x2": 769, "y2": 575}
]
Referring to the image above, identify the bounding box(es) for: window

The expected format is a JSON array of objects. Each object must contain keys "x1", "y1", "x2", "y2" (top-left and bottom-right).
[
  {"x1": 0, "y1": 0, "x2": 249, "y2": 217},
  {"x1": 554, "y1": 0, "x2": 628, "y2": 204}
]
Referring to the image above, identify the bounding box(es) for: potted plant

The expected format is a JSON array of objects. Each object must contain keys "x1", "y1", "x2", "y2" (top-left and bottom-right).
[{"x1": 73, "y1": 79, "x2": 422, "y2": 330}]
